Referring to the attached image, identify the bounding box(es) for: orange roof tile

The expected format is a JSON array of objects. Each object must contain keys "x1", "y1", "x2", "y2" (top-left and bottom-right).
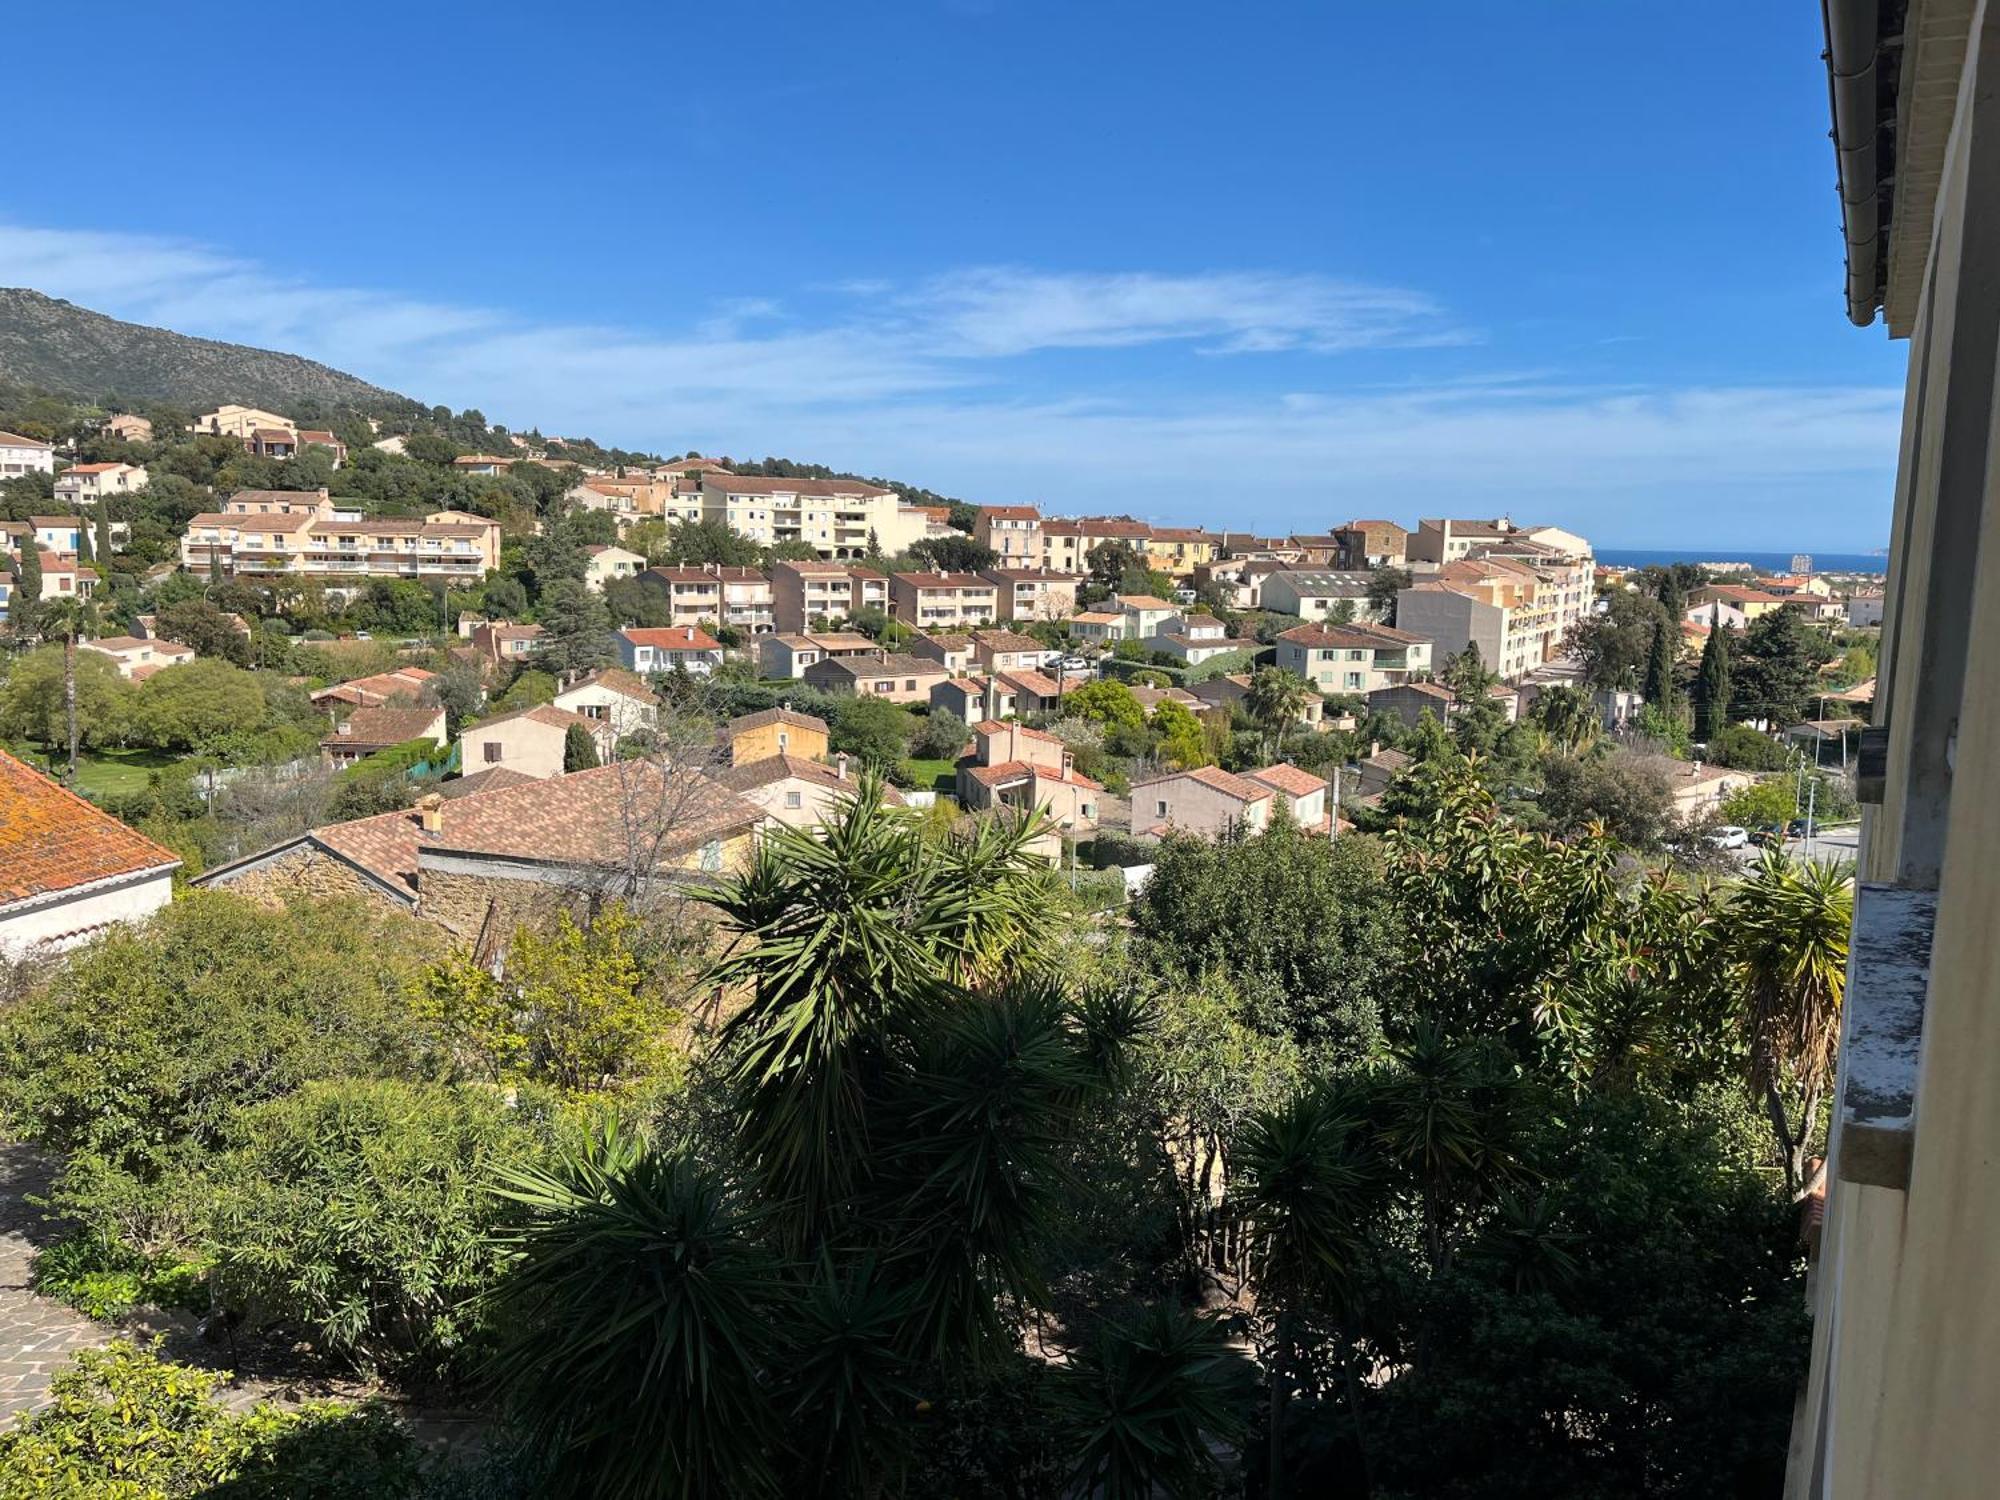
[{"x1": 0, "y1": 749, "x2": 179, "y2": 906}]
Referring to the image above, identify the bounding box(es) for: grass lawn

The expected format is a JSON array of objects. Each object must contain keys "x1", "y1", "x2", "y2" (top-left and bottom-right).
[
  {"x1": 897, "y1": 758, "x2": 957, "y2": 792},
  {"x1": 5, "y1": 742, "x2": 176, "y2": 801}
]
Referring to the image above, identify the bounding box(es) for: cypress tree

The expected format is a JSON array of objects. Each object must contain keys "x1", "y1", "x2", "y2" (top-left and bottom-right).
[
  {"x1": 1692, "y1": 625, "x2": 1733, "y2": 741},
  {"x1": 12, "y1": 543, "x2": 42, "y2": 639},
  {"x1": 563, "y1": 721, "x2": 602, "y2": 772},
  {"x1": 1643, "y1": 617, "x2": 1676, "y2": 709},
  {"x1": 76, "y1": 523, "x2": 93, "y2": 564},
  {"x1": 96, "y1": 501, "x2": 114, "y2": 567},
  {"x1": 1657, "y1": 569, "x2": 1687, "y2": 622}
]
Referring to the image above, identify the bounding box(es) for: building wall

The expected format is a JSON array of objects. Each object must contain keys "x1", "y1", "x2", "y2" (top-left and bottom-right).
[
  {"x1": 553, "y1": 684, "x2": 657, "y2": 739},
  {"x1": 1136, "y1": 777, "x2": 1270, "y2": 838},
  {"x1": 730, "y1": 720, "x2": 829, "y2": 764},
  {"x1": 1395, "y1": 589, "x2": 1506, "y2": 675},
  {"x1": 459, "y1": 719, "x2": 569, "y2": 779},
  {"x1": 0, "y1": 870, "x2": 176, "y2": 959},
  {"x1": 201, "y1": 845, "x2": 399, "y2": 911}
]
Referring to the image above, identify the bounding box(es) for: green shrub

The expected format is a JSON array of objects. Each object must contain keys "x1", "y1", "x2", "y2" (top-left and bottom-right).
[
  {"x1": 1708, "y1": 723, "x2": 1791, "y2": 771},
  {"x1": 30, "y1": 1233, "x2": 209, "y2": 1322},
  {"x1": 0, "y1": 1340, "x2": 430, "y2": 1499},
  {"x1": 206, "y1": 1079, "x2": 536, "y2": 1383}
]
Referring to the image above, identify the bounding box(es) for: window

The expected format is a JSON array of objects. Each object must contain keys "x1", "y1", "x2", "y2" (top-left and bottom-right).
[
  {"x1": 905, "y1": 679, "x2": 917, "y2": 691},
  {"x1": 784, "y1": 790, "x2": 803, "y2": 809},
  {"x1": 1156, "y1": 800, "x2": 1169, "y2": 817},
  {"x1": 483, "y1": 742, "x2": 502, "y2": 764},
  {"x1": 874, "y1": 681, "x2": 892, "y2": 694},
  {"x1": 699, "y1": 839, "x2": 724, "y2": 873},
  {"x1": 777, "y1": 731, "x2": 789, "y2": 751}
]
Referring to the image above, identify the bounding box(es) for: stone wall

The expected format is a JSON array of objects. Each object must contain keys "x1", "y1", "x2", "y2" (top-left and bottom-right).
[{"x1": 205, "y1": 846, "x2": 398, "y2": 910}]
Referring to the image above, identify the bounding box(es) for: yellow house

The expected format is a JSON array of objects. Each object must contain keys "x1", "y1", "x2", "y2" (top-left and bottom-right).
[{"x1": 724, "y1": 706, "x2": 831, "y2": 766}]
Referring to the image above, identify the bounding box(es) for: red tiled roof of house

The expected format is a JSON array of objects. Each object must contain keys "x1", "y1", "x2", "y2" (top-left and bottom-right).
[
  {"x1": 561, "y1": 667, "x2": 657, "y2": 701},
  {"x1": 1246, "y1": 763, "x2": 1329, "y2": 798},
  {"x1": 59, "y1": 462, "x2": 129, "y2": 475},
  {"x1": 473, "y1": 703, "x2": 593, "y2": 733},
  {"x1": 438, "y1": 766, "x2": 538, "y2": 798},
  {"x1": 324, "y1": 704, "x2": 443, "y2": 749},
  {"x1": 726, "y1": 706, "x2": 829, "y2": 735},
  {"x1": 0, "y1": 749, "x2": 180, "y2": 906},
  {"x1": 706, "y1": 475, "x2": 895, "y2": 497},
  {"x1": 1279, "y1": 623, "x2": 1391, "y2": 650},
  {"x1": 974, "y1": 718, "x2": 1064, "y2": 744},
  {"x1": 621, "y1": 626, "x2": 721, "y2": 651},
  {"x1": 980, "y1": 504, "x2": 1041, "y2": 520},
  {"x1": 1131, "y1": 764, "x2": 1273, "y2": 801},
  {"x1": 1116, "y1": 594, "x2": 1174, "y2": 609},
  {"x1": 0, "y1": 431, "x2": 53, "y2": 448},
  {"x1": 713, "y1": 754, "x2": 903, "y2": 803},
  {"x1": 895, "y1": 571, "x2": 995, "y2": 588}
]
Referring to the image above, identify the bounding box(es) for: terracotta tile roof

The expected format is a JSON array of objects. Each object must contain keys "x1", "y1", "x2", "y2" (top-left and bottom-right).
[
  {"x1": 707, "y1": 475, "x2": 895, "y2": 497},
  {"x1": 438, "y1": 766, "x2": 538, "y2": 798},
  {"x1": 1116, "y1": 594, "x2": 1174, "y2": 609},
  {"x1": 59, "y1": 462, "x2": 131, "y2": 475},
  {"x1": 324, "y1": 704, "x2": 443, "y2": 749},
  {"x1": 810, "y1": 653, "x2": 945, "y2": 681},
  {"x1": 621, "y1": 626, "x2": 721, "y2": 651},
  {"x1": 472, "y1": 703, "x2": 592, "y2": 733},
  {"x1": 915, "y1": 632, "x2": 972, "y2": 651},
  {"x1": 1071, "y1": 611, "x2": 1123, "y2": 625},
  {"x1": 895, "y1": 571, "x2": 996, "y2": 589},
  {"x1": 1246, "y1": 763, "x2": 1329, "y2": 798},
  {"x1": 727, "y1": 706, "x2": 829, "y2": 736},
  {"x1": 428, "y1": 761, "x2": 763, "y2": 867},
  {"x1": 975, "y1": 718, "x2": 1064, "y2": 744},
  {"x1": 1279, "y1": 623, "x2": 1393, "y2": 650},
  {"x1": 972, "y1": 629, "x2": 1042, "y2": 652},
  {"x1": 998, "y1": 668, "x2": 1063, "y2": 697},
  {"x1": 980, "y1": 505, "x2": 1041, "y2": 520},
  {"x1": 1043, "y1": 517, "x2": 1152, "y2": 539},
  {"x1": 713, "y1": 754, "x2": 901, "y2": 802},
  {"x1": 312, "y1": 666, "x2": 436, "y2": 705},
  {"x1": 0, "y1": 431, "x2": 52, "y2": 448},
  {"x1": 559, "y1": 667, "x2": 657, "y2": 702},
  {"x1": 0, "y1": 749, "x2": 180, "y2": 906},
  {"x1": 1131, "y1": 764, "x2": 1273, "y2": 801}
]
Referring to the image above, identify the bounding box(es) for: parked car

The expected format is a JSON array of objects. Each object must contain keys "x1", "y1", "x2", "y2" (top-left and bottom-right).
[
  {"x1": 1705, "y1": 824, "x2": 1750, "y2": 850},
  {"x1": 1056, "y1": 655, "x2": 1091, "y2": 673}
]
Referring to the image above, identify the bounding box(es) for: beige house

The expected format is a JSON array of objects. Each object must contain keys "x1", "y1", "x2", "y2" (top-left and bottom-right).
[
  {"x1": 803, "y1": 652, "x2": 950, "y2": 703},
  {"x1": 1146, "y1": 614, "x2": 1246, "y2": 666},
  {"x1": 582, "y1": 545, "x2": 646, "y2": 592},
  {"x1": 321, "y1": 703, "x2": 447, "y2": 770},
  {"x1": 698, "y1": 474, "x2": 927, "y2": 559},
  {"x1": 616, "y1": 626, "x2": 723, "y2": 676},
  {"x1": 1333, "y1": 520, "x2": 1409, "y2": 569},
  {"x1": 1041, "y1": 516, "x2": 1153, "y2": 575},
  {"x1": 99, "y1": 414, "x2": 153, "y2": 445},
  {"x1": 969, "y1": 628, "x2": 1047, "y2": 674},
  {"x1": 955, "y1": 720, "x2": 1101, "y2": 844},
  {"x1": 1657, "y1": 760, "x2": 1754, "y2": 818},
  {"x1": 724, "y1": 706, "x2": 831, "y2": 766},
  {"x1": 975, "y1": 505, "x2": 1044, "y2": 565},
  {"x1": 78, "y1": 635, "x2": 196, "y2": 680},
  {"x1": 180, "y1": 490, "x2": 503, "y2": 592},
  {"x1": 715, "y1": 753, "x2": 895, "y2": 830},
  {"x1": 1243, "y1": 763, "x2": 1331, "y2": 831},
  {"x1": 756, "y1": 630, "x2": 878, "y2": 680},
  {"x1": 54, "y1": 462, "x2": 146, "y2": 508},
  {"x1": 460, "y1": 703, "x2": 609, "y2": 780},
  {"x1": 638, "y1": 565, "x2": 775, "y2": 634},
  {"x1": 553, "y1": 667, "x2": 659, "y2": 740},
  {"x1": 981, "y1": 567, "x2": 1078, "y2": 622},
  {"x1": 1276, "y1": 622, "x2": 1432, "y2": 694},
  {"x1": 770, "y1": 559, "x2": 891, "y2": 633},
  {"x1": 1132, "y1": 765, "x2": 1274, "y2": 839},
  {"x1": 891, "y1": 572, "x2": 1000, "y2": 629},
  {"x1": 195, "y1": 406, "x2": 294, "y2": 440}
]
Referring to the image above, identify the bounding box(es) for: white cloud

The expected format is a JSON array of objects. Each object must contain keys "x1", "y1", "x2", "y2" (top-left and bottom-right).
[{"x1": 0, "y1": 221, "x2": 1901, "y2": 545}]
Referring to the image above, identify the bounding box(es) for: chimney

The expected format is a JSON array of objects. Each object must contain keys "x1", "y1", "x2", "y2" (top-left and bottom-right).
[
  {"x1": 1369, "y1": 740, "x2": 1380, "y2": 759},
  {"x1": 1062, "y1": 750, "x2": 1074, "y2": 777},
  {"x1": 984, "y1": 673, "x2": 1002, "y2": 723},
  {"x1": 836, "y1": 752, "x2": 849, "y2": 781},
  {"x1": 337, "y1": 719, "x2": 353, "y2": 736},
  {"x1": 418, "y1": 793, "x2": 445, "y2": 835}
]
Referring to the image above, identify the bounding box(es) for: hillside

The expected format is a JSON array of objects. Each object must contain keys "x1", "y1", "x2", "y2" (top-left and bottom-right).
[{"x1": 0, "y1": 288, "x2": 407, "y2": 413}]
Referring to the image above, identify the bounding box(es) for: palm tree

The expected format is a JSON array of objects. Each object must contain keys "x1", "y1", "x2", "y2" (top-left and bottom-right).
[
  {"x1": 1245, "y1": 668, "x2": 1312, "y2": 759},
  {"x1": 1728, "y1": 849, "x2": 1853, "y2": 1198},
  {"x1": 36, "y1": 596, "x2": 93, "y2": 785},
  {"x1": 1234, "y1": 1084, "x2": 1383, "y2": 1497},
  {"x1": 1529, "y1": 682, "x2": 1599, "y2": 755}
]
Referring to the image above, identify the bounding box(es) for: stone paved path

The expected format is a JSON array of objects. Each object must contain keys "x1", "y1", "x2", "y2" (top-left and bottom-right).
[{"x1": 0, "y1": 1143, "x2": 110, "y2": 1424}]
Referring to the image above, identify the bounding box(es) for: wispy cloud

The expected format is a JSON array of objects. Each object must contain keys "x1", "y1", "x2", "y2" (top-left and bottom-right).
[{"x1": 0, "y1": 221, "x2": 1901, "y2": 544}]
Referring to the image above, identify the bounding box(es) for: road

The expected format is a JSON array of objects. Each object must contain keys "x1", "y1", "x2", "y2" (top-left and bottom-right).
[{"x1": 1728, "y1": 823, "x2": 1859, "y2": 867}]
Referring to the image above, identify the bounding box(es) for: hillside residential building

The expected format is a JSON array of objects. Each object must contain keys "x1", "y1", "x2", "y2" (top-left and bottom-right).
[
  {"x1": 471, "y1": 621, "x2": 546, "y2": 664},
  {"x1": 1066, "y1": 610, "x2": 1127, "y2": 644},
  {"x1": 770, "y1": 559, "x2": 890, "y2": 633},
  {"x1": 1041, "y1": 516, "x2": 1153, "y2": 574},
  {"x1": 723, "y1": 706, "x2": 831, "y2": 766},
  {"x1": 1395, "y1": 554, "x2": 1592, "y2": 681},
  {"x1": 1367, "y1": 680, "x2": 1460, "y2": 729},
  {"x1": 616, "y1": 626, "x2": 723, "y2": 676},
  {"x1": 714, "y1": 752, "x2": 891, "y2": 830},
  {"x1": 54, "y1": 462, "x2": 146, "y2": 508},
  {"x1": 453, "y1": 455, "x2": 516, "y2": 475},
  {"x1": 582, "y1": 545, "x2": 646, "y2": 592},
  {"x1": 310, "y1": 666, "x2": 438, "y2": 709},
  {"x1": 180, "y1": 490, "x2": 502, "y2": 593},
  {"x1": 1275, "y1": 622, "x2": 1432, "y2": 694},
  {"x1": 78, "y1": 635, "x2": 196, "y2": 680},
  {"x1": 460, "y1": 704, "x2": 610, "y2": 780},
  {"x1": 698, "y1": 474, "x2": 927, "y2": 559},
  {"x1": 890, "y1": 572, "x2": 1000, "y2": 629},
  {"x1": 1333, "y1": 520, "x2": 1409, "y2": 569},
  {"x1": 0, "y1": 749, "x2": 179, "y2": 958},
  {"x1": 1145, "y1": 614, "x2": 1245, "y2": 666},
  {"x1": 1105, "y1": 593, "x2": 1175, "y2": 638},
  {"x1": 802, "y1": 652, "x2": 950, "y2": 702},
  {"x1": 1657, "y1": 760, "x2": 1753, "y2": 818},
  {"x1": 321, "y1": 704, "x2": 447, "y2": 770},
  {"x1": 980, "y1": 567, "x2": 1078, "y2": 622},
  {"x1": 955, "y1": 720, "x2": 1100, "y2": 844},
  {"x1": 0, "y1": 431, "x2": 54, "y2": 477},
  {"x1": 967, "y1": 629, "x2": 1047, "y2": 674},
  {"x1": 1191, "y1": 673, "x2": 1328, "y2": 731},
  {"x1": 1846, "y1": 591, "x2": 1886, "y2": 627},
  {"x1": 1243, "y1": 763, "x2": 1331, "y2": 830},
  {"x1": 1258, "y1": 569, "x2": 1383, "y2": 620},
  {"x1": 102, "y1": 413, "x2": 153, "y2": 444},
  {"x1": 1692, "y1": 583, "x2": 1789, "y2": 622},
  {"x1": 756, "y1": 631, "x2": 877, "y2": 680},
  {"x1": 975, "y1": 505, "x2": 1044, "y2": 564},
  {"x1": 1, "y1": 552, "x2": 96, "y2": 625},
  {"x1": 1132, "y1": 765, "x2": 1274, "y2": 839},
  {"x1": 552, "y1": 667, "x2": 659, "y2": 738},
  {"x1": 638, "y1": 565, "x2": 776, "y2": 634},
  {"x1": 932, "y1": 669, "x2": 1068, "y2": 721},
  {"x1": 195, "y1": 406, "x2": 294, "y2": 440},
  {"x1": 194, "y1": 760, "x2": 764, "y2": 932},
  {"x1": 1144, "y1": 527, "x2": 1220, "y2": 576}
]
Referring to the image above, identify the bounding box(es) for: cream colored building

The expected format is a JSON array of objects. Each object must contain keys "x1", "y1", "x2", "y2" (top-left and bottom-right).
[
  {"x1": 698, "y1": 474, "x2": 928, "y2": 559},
  {"x1": 1131, "y1": 765, "x2": 1274, "y2": 839},
  {"x1": 460, "y1": 704, "x2": 610, "y2": 780},
  {"x1": 54, "y1": 462, "x2": 147, "y2": 508},
  {"x1": 1041, "y1": 516, "x2": 1154, "y2": 575},
  {"x1": 1787, "y1": 4, "x2": 2000, "y2": 1496},
  {"x1": 195, "y1": 406, "x2": 296, "y2": 440},
  {"x1": 582, "y1": 545, "x2": 646, "y2": 592},
  {"x1": 0, "y1": 430, "x2": 55, "y2": 477},
  {"x1": 180, "y1": 490, "x2": 502, "y2": 592}
]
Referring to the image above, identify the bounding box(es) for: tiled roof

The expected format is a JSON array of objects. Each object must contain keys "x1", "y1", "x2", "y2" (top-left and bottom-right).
[
  {"x1": 0, "y1": 431, "x2": 53, "y2": 448},
  {"x1": 621, "y1": 626, "x2": 721, "y2": 650},
  {"x1": 707, "y1": 475, "x2": 895, "y2": 497},
  {"x1": 1246, "y1": 763, "x2": 1329, "y2": 798},
  {"x1": 324, "y1": 704, "x2": 443, "y2": 748},
  {"x1": 895, "y1": 571, "x2": 995, "y2": 588},
  {"x1": 1279, "y1": 623, "x2": 1391, "y2": 650},
  {"x1": 727, "y1": 706, "x2": 829, "y2": 736},
  {"x1": 428, "y1": 761, "x2": 762, "y2": 867},
  {"x1": 811, "y1": 653, "x2": 943, "y2": 680},
  {"x1": 713, "y1": 754, "x2": 901, "y2": 802},
  {"x1": 438, "y1": 766, "x2": 538, "y2": 798},
  {"x1": 980, "y1": 504, "x2": 1041, "y2": 520},
  {"x1": 975, "y1": 719, "x2": 1064, "y2": 744},
  {"x1": 1131, "y1": 764, "x2": 1273, "y2": 802},
  {"x1": 471, "y1": 703, "x2": 592, "y2": 733},
  {"x1": 0, "y1": 749, "x2": 180, "y2": 906},
  {"x1": 1116, "y1": 594, "x2": 1174, "y2": 609},
  {"x1": 559, "y1": 667, "x2": 657, "y2": 702},
  {"x1": 972, "y1": 629, "x2": 1042, "y2": 652}
]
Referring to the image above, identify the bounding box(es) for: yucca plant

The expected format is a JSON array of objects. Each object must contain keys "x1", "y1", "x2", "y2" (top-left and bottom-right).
[
  {"x1": 1727, "y1": 849, "x2": 1853, "y2": 1198},
  {"x1": 484, "y1": 1123, "x2": 784, "y2": 1499},
  {"x1": 1052, "y1": 1302, "x2": 1252, "y2": 1500}
]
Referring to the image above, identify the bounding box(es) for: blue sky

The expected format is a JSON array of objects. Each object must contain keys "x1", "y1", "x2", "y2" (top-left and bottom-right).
[{"x1": 0, "y1": 1, "x2": 1905, "y2": 547}]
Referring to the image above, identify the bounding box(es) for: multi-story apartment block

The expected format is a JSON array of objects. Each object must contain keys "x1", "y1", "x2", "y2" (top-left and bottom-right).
[
  {"x1": 179, "y1": 489, "x2": 501, "y2": 595},
  {"x1": 1333, "y1": 520, "x2": 1409, "y2": 569},
  {"x1": 54, "y1": 462, "x2": 146, "y2": 508},
  {"x1": 890, "y1": 571, "x2": 1000, "y2": 629},
  {"x1": 1395, "y1": 554, "x2": 1588, "y2": 681},
  {"x1": 636, "y1": 565, "x2": 775, "y2": 634},
  {"x1": 697, "y1": 475, "x2": 928, "y2": 559},
  {"x1": 1041, "y1": 516, "x2": 1154, "y2": 575},
  {"x1": 1144, "y1": 527, "x2": 1220, "y2": 576},
  {"x1": 974, "y1": 505, "x2": 1043, "y2": 565},
  {"x1": 194, "y1": 406, "x2": 295, "y2": 441},
  {"x1": 980, "y1": 568, "x2": 1078, "y2": 622},
  {"x1": 1275, "y1": 621, "x2": 1432, "y2": 694},
  {"x1": 0, "y1": 431, "x2": 54, "y2": 478},
  {"x1": 770, "y1": 559, "x2": 890, "y2": 633}
]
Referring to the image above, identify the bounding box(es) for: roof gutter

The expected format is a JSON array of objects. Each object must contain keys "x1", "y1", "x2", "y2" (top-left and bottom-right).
[{"x1": 1824, "y1": 0, "x2": 1886, "y2": 325}]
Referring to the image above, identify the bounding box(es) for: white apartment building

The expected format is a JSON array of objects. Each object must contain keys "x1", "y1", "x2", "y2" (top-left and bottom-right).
[
  {"x1": 180, "y1": 489, "x2": 501, "y2": 595},
  {"x1": 1395, "y1": 553, "x2": 1593, "y2": 681},
  {"x1": 54, "y1": 462, "x2": 147, "y2": 507},
  {"x1": 0, "y1": 431, "x2": 54, "y2": 478},
  {"x1": 697, "y1": 475, "x2": 928, "y2": 559}
]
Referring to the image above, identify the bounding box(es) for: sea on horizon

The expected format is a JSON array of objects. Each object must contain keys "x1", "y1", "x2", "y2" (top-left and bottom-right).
[{"x1": 1596, "y1": 547, "x2": 1887, "y2": 576}]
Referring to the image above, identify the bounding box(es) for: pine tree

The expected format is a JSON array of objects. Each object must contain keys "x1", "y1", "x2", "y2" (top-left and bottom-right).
[
  {"x1": 1691, "y1": 625, "x2": 1733, "y2": 741},
  {"x1": 1642, "y1": 618, "x2": 1676, "y2": 709}
]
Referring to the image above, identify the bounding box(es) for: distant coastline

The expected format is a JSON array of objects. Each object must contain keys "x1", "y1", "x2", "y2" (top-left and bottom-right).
[{"x1": 1596, "y1": 547, "x2": 1886, "y2": 575}]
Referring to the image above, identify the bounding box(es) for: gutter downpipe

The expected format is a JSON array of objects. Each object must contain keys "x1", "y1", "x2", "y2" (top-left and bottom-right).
[{"x1": 1824, "y1": 0, "x2": 1884, "y2": 326}]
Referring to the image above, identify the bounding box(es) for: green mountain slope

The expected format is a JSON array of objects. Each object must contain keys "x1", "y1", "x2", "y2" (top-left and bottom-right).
[{"x1": 0, "y1": 288, "x2": 407, "y2": 411}]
